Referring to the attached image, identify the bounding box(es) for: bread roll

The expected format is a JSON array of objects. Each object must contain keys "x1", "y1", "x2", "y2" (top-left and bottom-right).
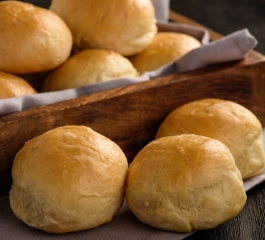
[
  {"x1": 0, "y1": 1, "x2": 72, "y2": 74},
  {"x1": 42, "y1": 49, "x2": 139, "y2": 92},
  {"x1": 49, "y1": 0, "x2": 157, "y2": 56},
  {"x1": 126, "y1": 134, "x2": 247, "y2": 232},
  {"x1": 156, "y1": 98, "x2": 265, "y2": 179},
  {"x1": 0, "y1": 71, "x2": 37, "y2": 99},
  {"x1": 10, "y1": 125, "x2": 128, "y2": 233},
  {"x1": 129, "y1": 32, "x2": 202, "y2": 74}
]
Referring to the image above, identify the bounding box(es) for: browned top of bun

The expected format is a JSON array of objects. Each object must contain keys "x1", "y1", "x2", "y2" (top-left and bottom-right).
[
  {"x1": 156, "y1": 98, "x2": 265, "y2": 179},
  {"x1": 42, "y1": 49, "x2": 139, "y2": 92},
  {"x1": 0, "y1": 1, "x2": 72, "y2": 74},
  {"x1": 129, "y1": 32, "x2": 201, "y2": 74},
  {"x1": 0, "y1": 71, "x2": 37, "y2": 99},
  {"x1": 126, "y1": 134, "x2": 246, "y2": 232},
  {"x1": 10, "y1": 125, "x2": 128, "y2": 233}
]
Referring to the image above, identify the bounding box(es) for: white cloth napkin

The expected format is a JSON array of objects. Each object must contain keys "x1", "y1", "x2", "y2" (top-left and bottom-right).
[
  {"x1": 151, "y1": 0, "x2": 170, "y2": 21},
  {"x1": 177, "y1": 28, "x2": 257, "y2": 72}
]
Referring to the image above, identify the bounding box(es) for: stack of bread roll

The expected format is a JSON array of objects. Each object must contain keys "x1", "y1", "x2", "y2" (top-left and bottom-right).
[
  {"x1": 42, "y1": 0, "x2": 158, "y2": 91},
  {"x1": 0, "y1": 0, "x2": 202, "y2": 96},
  {"x1": 7, "y1": 0, "x2": 264, "y2": 236},
  {"x1": 126, "y1": 98, "x2": 265, "y2": 232},
  {"x1": 43, "y1": 0, "x2": 202, "y2": 91}
]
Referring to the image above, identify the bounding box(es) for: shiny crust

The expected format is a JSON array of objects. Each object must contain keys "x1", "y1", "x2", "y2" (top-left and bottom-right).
[
  {"x1": 10, "y1": 125, "x2": 128, "y2": 233},
  {"x1": 42, "y1": 49, "x2": 139, "y2": 92},
  {"x1": 126, "y1": 134, "x2": 247, "y2": 232},
  {"x1": 0, "y1": 71, "x2": 37, "y2": 99},
  {"x1": 129, "y1": 32, "x2": 201, "y2": 74},
  {"x1": 49, "y1": 0, "x2": 157, "y2": 56},
  {"x1": 0, "y1": 1, "x2": 72, "y2": 74},
  {"x1": 156, "y1": 98, "x2": 265, "y2": 179}
]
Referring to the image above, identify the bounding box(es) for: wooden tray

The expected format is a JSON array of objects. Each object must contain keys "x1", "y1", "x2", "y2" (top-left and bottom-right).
[{"x1": 1, "y1": 11, "x2": 265, "y2": 197}]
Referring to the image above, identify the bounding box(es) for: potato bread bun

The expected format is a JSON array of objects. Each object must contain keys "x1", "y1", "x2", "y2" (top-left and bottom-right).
[
  {"x1": 49, "y1": 0, "x2": 157, "y2": 56},
  {"x1": 42, "y1": 49, "x2": 139, "y2": 92},
  {"x1": 10, "y1": 125, "x2": 128, "y2": 233},
  {"x1": 129, "y1": 32, "x2": 202, "y2": 74},
  {"x1": 0, "y1": 1, "x2": 72, "y2": 74},
  {"x1": 126, "y1": 134, "x2": 247, "y2": 232},
  {"x1": 0, "y1": 71, "x2": 37, "y2": 99},
  {"x1": 156, "y1": 98, "x2": 265, "y2": 179}
]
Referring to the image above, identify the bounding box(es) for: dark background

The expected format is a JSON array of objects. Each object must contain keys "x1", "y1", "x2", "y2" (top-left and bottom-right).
[{"x1": 170, "y1": 0, "x2": 265, "y2": 55}]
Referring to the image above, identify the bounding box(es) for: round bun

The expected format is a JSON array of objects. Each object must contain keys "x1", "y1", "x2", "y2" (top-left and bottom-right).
[
  {"x1": 126, "y1": 134, "x2": 247, "y2": 232},
  {"x1": 9, "y1": 125, "x2": 128, "y2": 233},
  {"x1": 42, "y1": 49, "x2": 139, "y2": 92},
  {"x1": 129, "y1": 32, "x2": 202, "y2": 74},
  {"x1": 156, "y1": 98, "x2": 265, "y2": 179},
  {"x1": 0, "y1": 71, "x2": 37, "y2": 99},
  {"x1": 49, "y1": 0, "x2": 157, "y2": 56},
  {"x1": 0, "y1": 1, "x2": 72, "y2": 74}
]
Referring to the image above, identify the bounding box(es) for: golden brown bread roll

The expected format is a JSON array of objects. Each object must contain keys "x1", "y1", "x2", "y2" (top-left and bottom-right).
[
  {"x1": 0, "y1": 71, "x2": 37, "y2": 99},
  {"x1": 42, "y1": 49, "x2": 139, "y2": 92},
  {"x1": 0, "y1": 1, "x2": 72, "y2": 74},
  {"x1": 126, "y1": 134, "x2": 247, "y2": 232},
  {"x1": 129, "y1": 32, "x2": 202, "y2": 74},
  {"x1": 49, "y1": 0, "x2": 157, "y2": 56},
  {"x1": 156, "y1": 98, "x2": 265, "y2": 179},
  {"x1": 9, "y1": 125, "x2": 128, "y2": 233}
]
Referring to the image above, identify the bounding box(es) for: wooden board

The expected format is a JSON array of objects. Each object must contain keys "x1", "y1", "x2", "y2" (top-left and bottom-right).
[{"x1": 1, "y1": 11, "x2": 265, "y2": 196}]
